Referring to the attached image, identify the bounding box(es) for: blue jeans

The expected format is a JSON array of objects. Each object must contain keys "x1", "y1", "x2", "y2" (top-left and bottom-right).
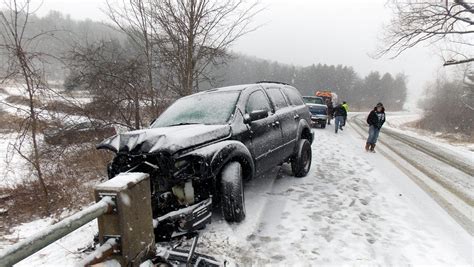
[
  {"x1": 335, "y1": 116, "x2": 343, "y2": 133},
  {"x1": 367, "y1": 125, "x2": 380, "y2": 144}
]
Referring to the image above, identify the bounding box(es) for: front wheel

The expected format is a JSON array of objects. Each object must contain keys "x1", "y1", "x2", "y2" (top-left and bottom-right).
[
  {"x1": 220, "y1": 162, "x2": 246, "y2": 222},
  {"x1": 291, "y1": 139, "x2": 312, "y2": 177}
]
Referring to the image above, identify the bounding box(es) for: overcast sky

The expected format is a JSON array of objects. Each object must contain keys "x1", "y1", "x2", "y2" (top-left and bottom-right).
[{"x1": 37, "y1": 0, "x2": 448, "y2": 109}]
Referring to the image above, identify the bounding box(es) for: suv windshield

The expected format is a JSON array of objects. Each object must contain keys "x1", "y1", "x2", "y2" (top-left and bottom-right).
[
  {"x1": 303, "y1": 97, "x2": 324, "y2": 105},
  {"x1": 152, "y1": 91, "x2": 240, "y2": 127}
]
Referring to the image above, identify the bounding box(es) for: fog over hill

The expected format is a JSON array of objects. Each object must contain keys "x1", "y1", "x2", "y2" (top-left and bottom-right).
[
  {"x1": 36, "y1": 0, "x2": 446, "y2": 110},
  {"x1": 1, "y1": 9, "x2": 408, "y2": 111}
]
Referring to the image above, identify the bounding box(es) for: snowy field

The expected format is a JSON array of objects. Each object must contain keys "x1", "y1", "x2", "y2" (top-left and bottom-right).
[
  {"x1": 0, "y1": 85, "x2": 92, "y2": 187},
  {"x1": 2, "y1": 121, "x2": 472, "y2": 266},
  {"x1": 0, "y1": 132, "x2": 34, "y2": 187}
]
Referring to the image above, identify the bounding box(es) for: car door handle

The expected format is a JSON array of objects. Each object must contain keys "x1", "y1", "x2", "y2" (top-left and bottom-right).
[{"x1": 294, "y1": 114, "x2": 300, "y2": 120}]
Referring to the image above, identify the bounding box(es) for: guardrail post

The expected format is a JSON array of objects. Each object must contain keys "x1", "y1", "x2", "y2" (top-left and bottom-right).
[{"x1": 93, "y1": 172, "x2": 155, "y2": 266}]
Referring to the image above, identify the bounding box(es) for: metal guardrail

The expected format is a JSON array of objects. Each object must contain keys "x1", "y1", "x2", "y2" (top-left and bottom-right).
[
  {"x1": 0, "y1": 197, "x2": 115, "y2": 267},
  {"x1": 0, "y1": 172, "x2": 156, "y2": 267}
]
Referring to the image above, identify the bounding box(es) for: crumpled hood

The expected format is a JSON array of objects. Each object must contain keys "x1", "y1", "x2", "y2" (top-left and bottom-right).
[{"x1": 97, "y1": 124, "x2": 231, "y2": 154}]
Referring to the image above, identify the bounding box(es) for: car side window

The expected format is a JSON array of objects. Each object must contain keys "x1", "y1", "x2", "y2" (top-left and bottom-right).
[
  {"x1": 266, "y1": 88, "x2": 289, "y2": 110},
  {"x1": 283, "y1": 87, "x2": 304, "y2": 106},
  {"x1": 246, "y1": 90, "x2": 271, "y2": 113}
]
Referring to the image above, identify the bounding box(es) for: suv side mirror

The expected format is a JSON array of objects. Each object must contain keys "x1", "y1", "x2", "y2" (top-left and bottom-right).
[{"x1": 244, "y1": 109, "x2": 268, "y2": 123}]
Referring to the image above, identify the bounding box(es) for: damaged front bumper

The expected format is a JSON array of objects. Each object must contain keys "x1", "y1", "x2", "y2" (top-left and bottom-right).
[{"x1": 153, "y1": 198, "x2": 213, "y2": 241}]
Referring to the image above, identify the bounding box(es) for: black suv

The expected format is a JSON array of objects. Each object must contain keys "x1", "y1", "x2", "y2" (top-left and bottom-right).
[{"x1": 97, "y1": 82, "x2": 313, "y2": 227}]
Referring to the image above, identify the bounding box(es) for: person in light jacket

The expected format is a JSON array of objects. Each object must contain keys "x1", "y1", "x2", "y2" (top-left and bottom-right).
[
  {"x1": 341, "y1": 101, "x2": 349, "y2": 126},
  {"x1": 366, "y1": 102, "x2": 385, "y2": 152}
]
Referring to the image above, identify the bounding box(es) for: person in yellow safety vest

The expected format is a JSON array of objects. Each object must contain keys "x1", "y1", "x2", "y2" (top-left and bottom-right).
[{"x1": 342, "y1": 101, "x2": 349, "y2": 126}]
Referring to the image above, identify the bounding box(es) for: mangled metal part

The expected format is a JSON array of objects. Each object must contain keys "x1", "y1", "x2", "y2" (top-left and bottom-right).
[
  {"x1": 154, "y1": 233, "x2": 223, "y2": 267},
  {"x1": 153, "y1": 198, "x2": 213, "y2": 240},
  {"x1": 148, "y1": 198, "x2": 221, "y2": 266}
]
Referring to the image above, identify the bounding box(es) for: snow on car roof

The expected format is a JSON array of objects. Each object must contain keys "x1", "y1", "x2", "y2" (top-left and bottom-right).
[
  {"x1": 204, "y1": 84, "x2": 255, "y2": 92},
  {"x1": 177, "y1": 84, "x2": 254, "y2": 99}
]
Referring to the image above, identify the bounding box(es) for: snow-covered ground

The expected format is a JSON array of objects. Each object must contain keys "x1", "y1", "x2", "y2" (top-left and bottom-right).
[
  {"x1": 1, "y1": 219, "x2": 97, "y2": 266},
  {"x1": 384, "y1": 112, "x2": 474, "y2": 157},
  {"x1": 0, "y1": 133, "x2": 34, "y2": 187},
  {"x1": 0, "y1": 85, "x2": 92, "y2": 187},
  {"x1": 1, "y1": 114, "x2": 473, "y2": 266},
  {"x1": 0, "y1": 87, "x2": 31, "y2": 187},
  {"x1": 384, "y1": 112, "x2": 422, "y2": 128},
  {"x1": 199, "y1": 124, "x2": 473, "y2": 265}
]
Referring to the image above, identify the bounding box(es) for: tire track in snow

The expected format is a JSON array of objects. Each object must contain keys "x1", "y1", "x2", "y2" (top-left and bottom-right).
[
  {"x1": 198, "y1": 124, "x2": 471, "y2": 265},
  {"x1": 351, "y1": 115, "x2": 473, "y2": 235}
]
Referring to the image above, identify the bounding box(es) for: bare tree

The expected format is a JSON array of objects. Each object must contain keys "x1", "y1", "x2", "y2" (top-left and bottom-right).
[
  {"x1": 419, "y1": 71, "x2": 474, "y2": 134},
  {"x1": 68, "y1": 39, "x2": 148, "y2": 129},
  {"x1": 105, "y1": 0, "x2": 162, "y2": 117},
  {"x1": 460, "y1": 67, "x2": 474, "y2": 110},
  {"x1": 377, "y1": 0, "x2": 473, "y2": 66},
  {"x1": 148, "y1": 0, "x2": 261, "y2": 96},
  {"x1": 0, "y1": 0, "x2": 52, "y2": 213}
]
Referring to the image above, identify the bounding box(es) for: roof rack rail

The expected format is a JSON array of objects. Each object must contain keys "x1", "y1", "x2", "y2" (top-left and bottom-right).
[{"x1": 256, "y1": 81, "x2": 289, "y2": 85}]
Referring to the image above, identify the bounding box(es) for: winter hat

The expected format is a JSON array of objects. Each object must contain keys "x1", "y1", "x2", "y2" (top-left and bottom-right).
[{"x1": 376, "y1": 102, "x2": 383, "y2": 107}]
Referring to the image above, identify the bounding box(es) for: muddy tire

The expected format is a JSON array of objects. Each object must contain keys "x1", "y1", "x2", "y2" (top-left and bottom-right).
[
  {"x1": 291, "y1": 139, "x2": 312, "y2": 177},
  {"x1": 221, "y1": 162, "x2": 246, "y2": 222}
]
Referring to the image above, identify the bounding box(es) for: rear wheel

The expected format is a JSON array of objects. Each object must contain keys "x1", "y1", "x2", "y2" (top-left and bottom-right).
[
  {"x1": 220, "y1": 162, "x2": 246, "y2": 222},
  {"x1": 321, "y1": 122, "x2": 326, "y2": 129},
  {"x1": 291, "y1": 139, "x2": 312, "y2": 177}
]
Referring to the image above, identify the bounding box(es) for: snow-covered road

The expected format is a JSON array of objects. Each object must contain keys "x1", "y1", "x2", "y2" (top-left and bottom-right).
[
  {"x1": 200, "y1": 123, "x2": 473, "y2": 265},
  {"x1": 2, "y1": 118, "x2": 473, "y2": 266}
]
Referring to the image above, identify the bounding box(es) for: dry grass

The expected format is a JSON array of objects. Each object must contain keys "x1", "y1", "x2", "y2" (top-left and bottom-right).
[
  {"x1": 0, "y1": 144, "x2": 113, "y2": 230},
  {"x1": 45, "y1": 100, "x2": 84, "y2": 116},
  {"x1": 0, "y1": 111, "x2": 25, "y2": 132},
  {"x1": 4, "y1": 95, "x2": 41, "y2": 106},
  {"x1": 5, "y1": 95, "x2": 85, "y2": 116},
  {"x1": 0, "y1": 93, "x2": 117, "y2": 230},
  {"x1": 0, "y1": 109, "x2": 51, "y2": 133}
]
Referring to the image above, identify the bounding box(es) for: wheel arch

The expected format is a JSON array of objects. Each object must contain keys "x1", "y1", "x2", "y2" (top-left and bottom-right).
[
  {"x1": 297, "y1": 119, "x2": 313, "y2": 143},
  {"x1": 210, "y1": 141, "x2": 254, "y2": 182},
  {"x1": 183, "y1": 140, "x2": 255, "y2": 181}
]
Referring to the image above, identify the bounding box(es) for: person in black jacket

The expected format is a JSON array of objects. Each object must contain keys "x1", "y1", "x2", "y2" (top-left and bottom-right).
[
  {"x1": 333, "y1": 103, "x2": 347, "y2": 134},
  {"x1": 366, "y1": 102, "x2": 385, "y2": 152},
  {"x1": 326, "y1": 99, "x2": 334, "y2": 125}
]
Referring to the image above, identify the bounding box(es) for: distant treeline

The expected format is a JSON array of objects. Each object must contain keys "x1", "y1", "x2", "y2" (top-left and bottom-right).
[
  {"x1": 212, "y1": 55, "x2": 407, "y2": 110},
  {"x1": 0, "y1": 10, "x2": 123, "y2": 80},
  {"x1": 1, "y1": 10, "x2": 408, "y2": 111}
]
